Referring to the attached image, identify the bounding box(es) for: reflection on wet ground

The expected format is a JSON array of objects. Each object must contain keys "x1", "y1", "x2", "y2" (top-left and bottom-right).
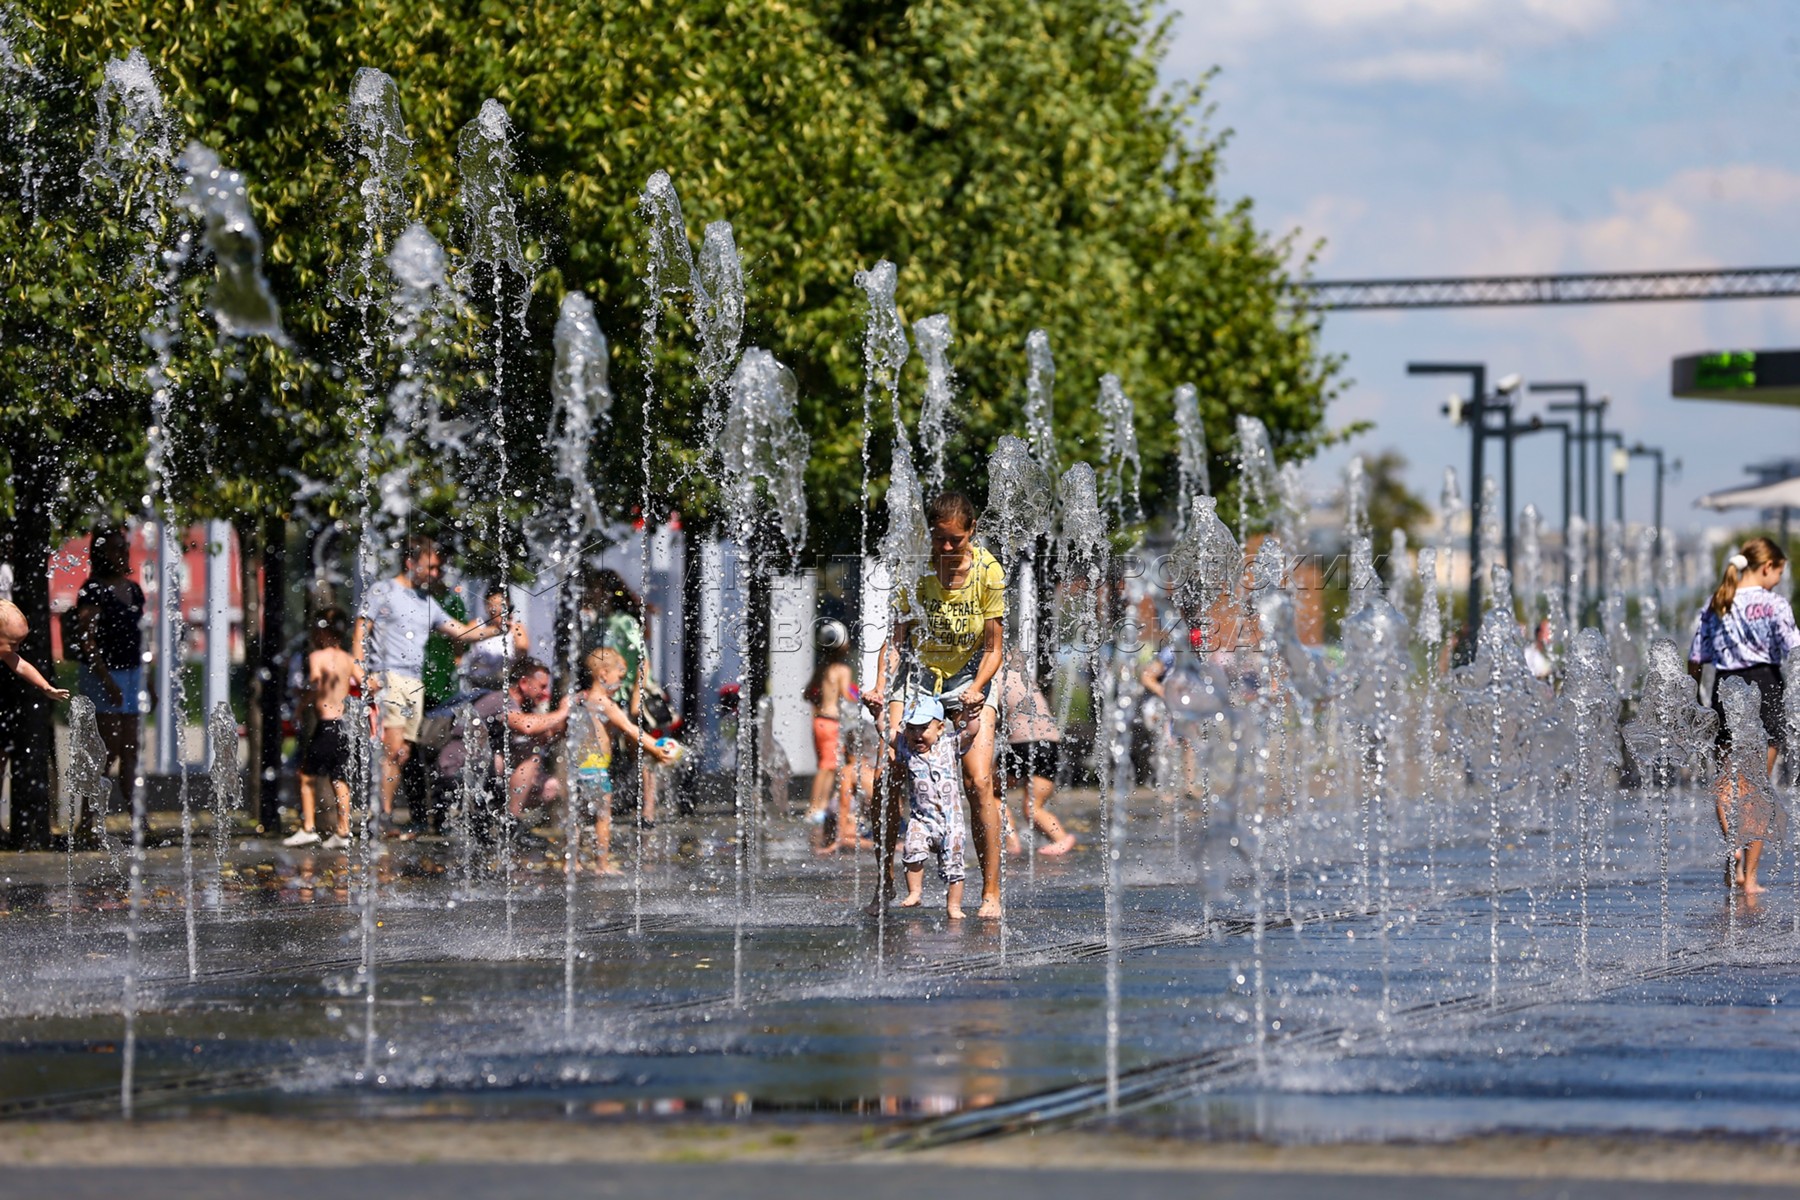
[{"x1": 4, "y1": 788, "x2": 1799, "y2": 1144}]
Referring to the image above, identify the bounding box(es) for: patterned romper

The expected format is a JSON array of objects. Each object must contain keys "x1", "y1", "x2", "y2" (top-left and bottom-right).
[{"x1": 900, "y1": 731, "x2": 968, "y2": 884}]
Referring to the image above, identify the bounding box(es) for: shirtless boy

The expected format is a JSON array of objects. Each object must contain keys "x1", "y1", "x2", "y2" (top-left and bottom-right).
[
  {"x1": 285, "y1": 611, "x2": 362, "y2": 848},
  {"x1": 0, "y1": 600, "x2": 70, "y2": 702},
  {"x1": 571, "y1": 648, "x2": 676, "y2": 873}
]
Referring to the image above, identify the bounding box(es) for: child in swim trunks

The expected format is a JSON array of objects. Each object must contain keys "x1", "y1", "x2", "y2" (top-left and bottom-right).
[
  {"x1": 0, "y1": 600, "x2": 69, "y2": 701},
  {"x1": 898, "y1": 695, "x2": 973, "y2": 920}
]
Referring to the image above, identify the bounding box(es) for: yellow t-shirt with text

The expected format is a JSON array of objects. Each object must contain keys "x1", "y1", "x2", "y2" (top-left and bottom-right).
[{"x1": 900, "y1": 546, "x2": 1006, "y2": 681}]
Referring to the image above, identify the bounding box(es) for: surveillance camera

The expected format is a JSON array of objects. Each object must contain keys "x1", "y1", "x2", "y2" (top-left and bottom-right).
[{"x1": 1496, "y1": 373, "x2": 1523, "y2": 394}]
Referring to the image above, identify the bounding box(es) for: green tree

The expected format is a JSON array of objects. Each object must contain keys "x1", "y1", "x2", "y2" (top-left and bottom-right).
[
  {"x1": 1365, "y1": 449, "x2": 1432, "y2": 543},
  {"x1": 5, "y1": 0, "x2": 1346, "y2": 842}
]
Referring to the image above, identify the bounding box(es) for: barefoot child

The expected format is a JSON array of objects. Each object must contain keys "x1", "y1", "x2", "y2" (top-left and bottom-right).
[
  {"x1": 1688, "y1": 537, "x2": 1800, "y2": 894},
  {"x1": 285, "y1": 611, "x2": 362, "y2": 848},
  {"x1": 572, "y1": 648, "x2": 676, "y2": 874},
  {"x1": 804, "y1": 621, "x2": 872, "y2": 853},
  {"x1": 897, "y1": 696, "x2": 971, "y2": 920},
  {"x1": 0, "y1": 600, "x2": 70, "y2": 702}
]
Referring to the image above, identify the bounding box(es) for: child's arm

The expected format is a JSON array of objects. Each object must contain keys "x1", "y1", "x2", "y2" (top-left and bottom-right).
[
  {"x1": 1, "y1": 651, "x2": 70, "y2": 701},
  {"x1": 597, "y1": 693, "x2": 675, "y2": 764}
]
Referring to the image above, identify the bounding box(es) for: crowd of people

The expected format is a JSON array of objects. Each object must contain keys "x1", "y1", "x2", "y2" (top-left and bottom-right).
[
  {"x1": 7, "y1": 503, "x2": 1798, "y2": 912},
  {"x1": 275, "y1": 537, "x2": 678, "y2": 873}
]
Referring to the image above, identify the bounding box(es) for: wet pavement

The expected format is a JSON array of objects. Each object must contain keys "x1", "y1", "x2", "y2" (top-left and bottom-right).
[
  {"x1": 5, "y1": 1161, "x2": 1798, "y2": 1200},
  {"x1": 3, "y1": 785, "x2": 1800, "y2": 1146}
]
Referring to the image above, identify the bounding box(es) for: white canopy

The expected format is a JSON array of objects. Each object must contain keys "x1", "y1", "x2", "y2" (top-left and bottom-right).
[{"x1": 1695, "y1": 476, "x2": 1800, "y2": 511}]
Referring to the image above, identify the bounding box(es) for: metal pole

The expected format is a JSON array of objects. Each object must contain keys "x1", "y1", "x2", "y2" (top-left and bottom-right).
[
  {"x1": 1561, "y1": 428, "x2": 1572, "y2": 537},
  {"x1": 1501, "y1": 400, "x2": 1516, "y2": 571},
  {"x1": 1410, "y1": 362, "x2": 1488, "y2": 628},
  {"x1": 1537, "y1": 383, "x2": 1595, "y2": 617},
  {"x1": 1654, "y1": 456, "x2": 1664, "y2": 564},
  {"x1": 1593, "y1": 402, "x2": 1607, "y2": 601}
]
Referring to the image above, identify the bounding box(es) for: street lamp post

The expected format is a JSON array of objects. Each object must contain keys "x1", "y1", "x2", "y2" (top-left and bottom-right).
[
  {"x1": 1627, "y1": 443, "x2": 1669, "y2": 563},
  {"x1": 1608, "y1": 436, "x2": 1628, "y2": 532},
  {"x1": 1535, "y1": 382, "x2": 1605, "y2": 614},
  {"x1": 1517, "y1": 417, "x2": 1574, "y2": 537},
  {"x1": 1411, "y1": 361, "x2": 1487, "y2": 626},
  {"x1": 1488, "y1": 374, "x2": 1525, "y2": 571},
  {"x1": 1535, "y1": 382, "x2": 1596, "y2": 526}
]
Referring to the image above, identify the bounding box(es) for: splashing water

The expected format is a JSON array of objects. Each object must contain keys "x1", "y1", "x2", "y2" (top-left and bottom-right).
[
  {"x1": 1170, "y1": 495, "x2": 1241, "y2": 624},
  {"x1": 1517, "y1": 504, "x2": 1543, "y2": 619},
  {"x1": 913, "y1": 314, "x2": 956, "y2": 493},
  {"x1": 986, "y1": 436, "x2": 1052, "y2": 566},
  {"x1": 1622, "y1": 638, "x2": 1718, "y2": 958},
  {"x1": 855, "y1": 260, "x2": 910, "y2": 436},
  {"x1": 342, "y1": 68, "x2": 412, "y2": 301},
  {"x1": 1024, "y1": 330, "x2": 1057, "y2": 479},
  {"x1": 206, "y1": 701, "x2": 241, "y2": 902},
  {"x1": 722, "y1": 348, "x2": 811, "y2": 1000},
  {"x1": 83, "y1": 48, "x2": 175, "y2": 220},
  {"x1": 1172, "y1": 384, "x2": 1210, "y2": 539},
  {"x1": 723, "y1": 349, "x2": 811, "y2": 567},
  {"x1": 882, "y1": 441, "x2": 929, "y2": 601},
  {"x1": 1097, "y1": 374, "x2": 1141, "y2": 525},
  {"x1": 1477, "y1": 476, "x2": 1502, "y2": 577},
  {"x1": 1234, "y1": 415, "x2": 1276, "y2": 542},
  {"x1": 177, "y1": 142, "x2": 284, "y2": 341},
  {"x1": 696, "y1": 220, "x2": 745, "y2": 395},
  {"x1": 855, "y1": 260, "x2": 910, "y2": 676},
  {"x1": 454, "y1": 98, "x2": 532, "y2": 317},
  {"x1": 548, "y1": 291, "x2": 612, "y2": 539},
  {"x1": 380, "y1": 222, "x2": 458, "y2": 493},
  {"x1": 1274, "y1": 462, "x2": 1308, "y2": 571},
  {"x1": 1343, "y1": 456, "x2": 1369, "y2": 545}
]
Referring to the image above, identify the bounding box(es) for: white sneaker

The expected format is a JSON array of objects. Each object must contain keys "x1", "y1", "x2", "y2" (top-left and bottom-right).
[
  {"x1": 321, "y1": 833, "x2": 350, "y2": 850},
  {"x1": 282, "y1": 829, "x2": 321, "y2": 847}
]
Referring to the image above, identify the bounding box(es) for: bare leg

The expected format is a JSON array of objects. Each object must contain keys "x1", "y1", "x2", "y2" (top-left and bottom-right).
[
  {"x1": 1028, "y1": 774, "x2": 1076, "y2": 854},
  {"x1": 592, "y1": 807, "x2": 619, "y2": 874},
  {"x1": 96, "y1": 714, "x2": 139, "y2": 841},
  {"x1": 298, "y1": 772, "x2": 318, "y2": 834},
  {"x1": 1745, "y1": 839, "x2": 1766, "y2": 893},
  {"x1": 960, "y1": 707, "x2": 1003, "y2": 918},
  {"x1": 946, "y1": 879, "x2": 964, "y2": 920},
  {"x1": 807, "y1": 754, "x2": 836, "y2": 851},
  {"x1": 508, "y1": 757, "x2": 544, "y2": 819},
  {"x1": 900, "y1": 863, "x2": 924, "y2": 906},
  {"x1": 844, "y1": 759, "x2": 877, "y2": 849},
  {"x1": 866, "y1": 711, "x2": 902, "y2": 914},
  {"x1": 831, "y1": 760, "x2": 857, "y2": 850},
  {"x1": 331, "y1": 781, "x2": 352, "y2": 839},
  {"x1": 379, "y1": 726, "x2": 409, "y2": 819},
  {"x1": 641, "y1": 767, "x2": 657, "y2": 825}
]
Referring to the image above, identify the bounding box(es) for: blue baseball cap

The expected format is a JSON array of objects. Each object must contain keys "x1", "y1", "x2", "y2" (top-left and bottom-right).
[{"x1": 903, "y1": 695, "x2": 945, "y2": 727}]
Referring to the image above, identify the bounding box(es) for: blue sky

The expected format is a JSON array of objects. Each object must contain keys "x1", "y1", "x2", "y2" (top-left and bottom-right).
[{"x1": 1160, "y1": 0, "x2": 1800, "y2": 531}]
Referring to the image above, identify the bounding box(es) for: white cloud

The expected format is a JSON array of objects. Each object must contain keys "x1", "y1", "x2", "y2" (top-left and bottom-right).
[
  {"x1": 1329, "y1": 48, "x2": 1503, "y2": 85},
  {"x1": 1169, "y1": 0, "x2": 1617, "y2": 47},
  {"x1": 1287, "y1": 162, "x2": 1800, "y2": 525},
  {"x1": 1290, "y1": 163, "x2": 1800, "y2": 278}
]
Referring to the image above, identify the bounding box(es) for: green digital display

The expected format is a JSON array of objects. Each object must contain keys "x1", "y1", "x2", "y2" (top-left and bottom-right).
[{"x1": 1696, "y1": 350, "x2": 1757, "y2": 390}]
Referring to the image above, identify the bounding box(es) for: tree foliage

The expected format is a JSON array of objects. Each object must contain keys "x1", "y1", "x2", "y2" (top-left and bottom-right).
[{"x1": 5, "y1": 0, "x2": 1343, "y2": 556}]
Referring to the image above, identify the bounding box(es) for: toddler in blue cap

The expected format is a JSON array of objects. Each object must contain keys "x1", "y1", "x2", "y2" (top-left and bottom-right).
[{"x1": 898, "y1": 694, "x2": 973, "y2": 919}]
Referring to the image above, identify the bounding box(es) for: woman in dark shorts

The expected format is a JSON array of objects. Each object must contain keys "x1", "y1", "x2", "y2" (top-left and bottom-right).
[
  {"x1": 994, "y1": 650, "x2": 1076, "y2": 856},
  {"x1": 1688, "y1": 536, "x2": 1800, "y2": 893},
  {"x1": 72, "y1": 525, "x2": 147, "y2": 838}
]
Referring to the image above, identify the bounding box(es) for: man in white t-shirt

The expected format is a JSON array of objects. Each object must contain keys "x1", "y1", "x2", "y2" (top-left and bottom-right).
[{"x1": 353, "y1": 535, "x2": 509, "y2": 834}]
